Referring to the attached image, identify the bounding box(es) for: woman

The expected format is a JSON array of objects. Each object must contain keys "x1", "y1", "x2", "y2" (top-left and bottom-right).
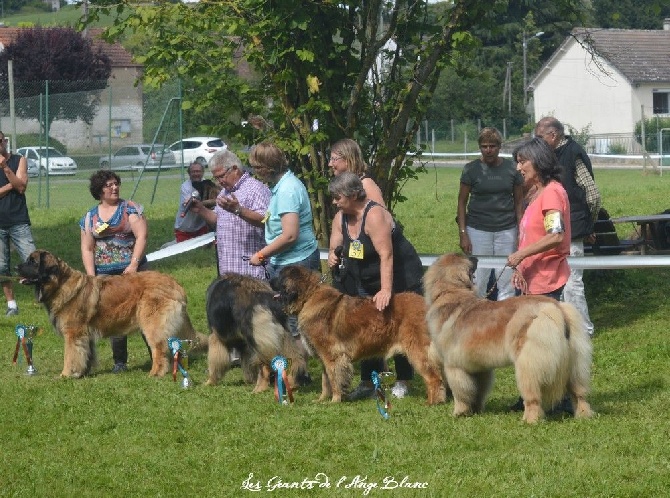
[
  {"x1": 457, "y1": 127, "x2": 523, "y2": 300},
  {"x1": 246, "y1": 142, "x2": 320, "y2": 273},
  {"x1": 507, "y1": 137, "x2": 573, "y2": 415},
  {"x1": 328, "y1": 138, "x2": 385, "y2": 206},
  {"x1": 247, "y1": 142, "x2": 319, "y2": 385},
  {"x1": 327, "y1": 172, "x2": 423, "y2": 400},
  {"x1": 507, "y1": 137, "x2": 571, "y2": 300},
  {"x1": 80, "y1": 170, "x2": 149, "y2": 373}
]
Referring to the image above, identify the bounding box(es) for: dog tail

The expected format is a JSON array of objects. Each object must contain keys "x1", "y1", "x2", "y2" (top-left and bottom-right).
[{"x1": 561, "y1": 302, "x2": 594, "y2": 418}]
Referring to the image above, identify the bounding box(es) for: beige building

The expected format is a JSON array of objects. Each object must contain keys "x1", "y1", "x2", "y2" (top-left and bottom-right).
[{"x1": 530, "y1": 22, "x2": 670, "y2": 145}]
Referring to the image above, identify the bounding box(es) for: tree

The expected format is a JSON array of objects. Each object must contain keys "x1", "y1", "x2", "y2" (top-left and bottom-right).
[
  {"x1": 0, "y1": 27, "x2": 112, "y2": 137},
  {"x1": 87, "y1": 0, "x2": 587, "y2": 244}
]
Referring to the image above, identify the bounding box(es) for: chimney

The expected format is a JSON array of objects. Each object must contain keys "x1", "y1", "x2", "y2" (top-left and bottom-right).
[{"x1": 664, "y1": 18, "x2": 670, "y2": 30}]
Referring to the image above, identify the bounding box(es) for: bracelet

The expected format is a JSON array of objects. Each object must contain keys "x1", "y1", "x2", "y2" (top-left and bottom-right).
[
  {"x1": 132, "y1": 257, "x2": 141, "y2": 263},
  {"x1": 255, "y1": 252, "x2": 266, "y2": 262},
  {"x1": 234, "y1": 206, "x2": 241, "y2": 216},
  {"x1": 459, "y1": 229, "x2": 466, "y2": 234}
]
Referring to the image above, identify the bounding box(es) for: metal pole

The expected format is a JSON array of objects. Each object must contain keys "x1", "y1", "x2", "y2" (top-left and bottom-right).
[
  {"x1": 8, "y1": 60, "x2": 16, "y2": 150},
  {"x1": 523, "y1": 31, "x2": 528, "y2": 107}
]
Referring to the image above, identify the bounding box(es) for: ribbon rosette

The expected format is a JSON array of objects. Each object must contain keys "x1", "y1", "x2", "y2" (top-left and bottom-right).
[
  {"x1": 13, "y1": 324, "x2": 37, "y2": 367},
  {"x1": 371, "y1": 370, "x2": 391, "y2": 420},
  {"x1": 168, "y1": 337, "x2": 188, "y2": 381},
  {"x1": 271, "y1": 355, "x2": 294, "y2": 405}
]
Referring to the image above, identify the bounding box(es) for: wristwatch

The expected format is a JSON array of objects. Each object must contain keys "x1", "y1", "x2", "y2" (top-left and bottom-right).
[{"x1": 234, "y1": 206, "x2": 241, "y2": 216}]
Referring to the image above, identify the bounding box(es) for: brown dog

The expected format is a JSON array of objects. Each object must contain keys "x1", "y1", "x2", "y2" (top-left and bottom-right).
[
  {"x1": 270, "y1": 265, "x2": 446, "y2": 404},
  {"x1": 423, "y1": 253, "x2": 594, "y2": 423},
  {"x1": 18, "y1": 250, "x2": 206, "y2": 378}
]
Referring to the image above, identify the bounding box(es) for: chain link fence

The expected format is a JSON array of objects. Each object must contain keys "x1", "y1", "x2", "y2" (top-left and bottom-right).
[{"x1": 0, "y1": 79, "x2": 183, "y2": 172}]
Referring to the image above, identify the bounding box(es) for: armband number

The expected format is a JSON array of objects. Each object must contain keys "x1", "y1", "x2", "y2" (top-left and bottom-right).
[{"x1": 544, "y1": 211, "x2": 564, "y2": 234}]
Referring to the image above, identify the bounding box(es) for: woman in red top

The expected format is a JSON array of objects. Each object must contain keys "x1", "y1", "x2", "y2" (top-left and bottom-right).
[{"x1": 507, "y1": 137, "x2": 571, "y2": 300}]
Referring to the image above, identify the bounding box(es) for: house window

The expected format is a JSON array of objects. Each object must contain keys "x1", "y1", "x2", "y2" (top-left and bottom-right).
[{"x1": 653, "y1": 91, "x2": 669, "y2": 114}]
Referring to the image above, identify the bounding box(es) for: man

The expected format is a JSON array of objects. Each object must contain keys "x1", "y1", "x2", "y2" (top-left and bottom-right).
[
  {"x1": 535, "y1": 117, "x2": 601, "y2": 336},
  {"x1": 174, "y1": 162, "x2": 211, "y2": 242},
  {"x1": 191, "y1": 150, "x2": 272, "y2": 367},
  {"x1": 0, "y1": 131, "x2": 36, "y2": 316},
  {"x1": 192, "y1": 150, "x2": 270, "y2": 279}
]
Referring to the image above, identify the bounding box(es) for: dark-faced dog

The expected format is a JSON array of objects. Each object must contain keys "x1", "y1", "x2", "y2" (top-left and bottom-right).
[
  {"x1": 18, "y1": 250, "x2": 206, "y2": 378},
  {"x1": 205, "y1": 273, "x2": 307, "y2": 392}
]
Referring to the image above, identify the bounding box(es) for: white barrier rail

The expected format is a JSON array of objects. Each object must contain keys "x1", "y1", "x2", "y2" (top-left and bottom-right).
[{"x1": 147, "y1": 235, "x2": 670, "y2": 270}]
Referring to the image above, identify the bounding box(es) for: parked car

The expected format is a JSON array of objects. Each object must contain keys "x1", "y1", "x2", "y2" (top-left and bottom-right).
[
  {"x1": 25, "y1": 156, "x2": 39, "y2": 177},
  {"x1": 16, "y1": 147, "x2": 77, "y2": 175},
  {"x1": 168, "y1": 137, "x2": 227, "y2": 166},
  {"x1": 99, "y1": 144, "x2": 177, "y2": 171}
]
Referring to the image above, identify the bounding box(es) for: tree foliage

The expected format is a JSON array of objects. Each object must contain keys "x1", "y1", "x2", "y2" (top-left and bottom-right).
[
  {"x1": 0, "y1": 27, "x2": 112, "y2": 133},
  {"x1": 85, "y1": 0, "x2": 587, "y2": 244},
  {"x1": 592, "y1": 0, "x2": 670, "y2": 29}
]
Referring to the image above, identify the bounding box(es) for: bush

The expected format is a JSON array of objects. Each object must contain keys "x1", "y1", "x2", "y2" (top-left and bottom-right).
[
  {"x1": 15, "y1": 134, "x2": 67, "y2": 153},
  {"x1": 634, "y1": 117, "x2": 670, "y2": 153}
]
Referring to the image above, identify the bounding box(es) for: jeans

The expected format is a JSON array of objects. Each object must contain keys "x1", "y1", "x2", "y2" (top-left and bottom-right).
[
  {"x1": 267, "y1": 248, "x2": 321, "y2": 338},
  {"x1": 0, "y1": 224, "x2": 36, "y2": 274},
  {"x1": 467, "y1": 226, "x2": 518, "y2": 301},
  {"x1": 563, "y1": 240, "x2": 594, "y2": 335}
]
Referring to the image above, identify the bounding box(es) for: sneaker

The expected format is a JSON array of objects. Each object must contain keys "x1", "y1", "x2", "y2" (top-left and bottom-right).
[
  {"x1": 509, "y1": 397, "x2": 525, "y2": 412},
  {"x1": 391, "y1": 381, "x2": 409, "y2": 399},
  {"x1": 5, "y1": 307, "x2": 18, "y2": 316},
  {"x1": 345, "y1": 381, "x2": 376, "y2": 401},
  {"x1": 111, "y1": 363, "x2": 128, "y2": 374},
  {"x1": 229, "y1": 348, "x2": 241, "y2": 367}
]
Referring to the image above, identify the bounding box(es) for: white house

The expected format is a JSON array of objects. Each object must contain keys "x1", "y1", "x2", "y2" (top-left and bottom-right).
[{"x1": 530, "y1": 21, "x2": 670, "y2": 145}]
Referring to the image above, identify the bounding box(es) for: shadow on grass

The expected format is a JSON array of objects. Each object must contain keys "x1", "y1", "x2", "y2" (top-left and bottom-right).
[{"x1": 585, "y1": 268, "x2": 670, "y2": 328}]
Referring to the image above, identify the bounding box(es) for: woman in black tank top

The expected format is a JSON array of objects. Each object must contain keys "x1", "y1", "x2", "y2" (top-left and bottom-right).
[{"x1": 327, "y1": 172, "x2": 423, "y2": 400}]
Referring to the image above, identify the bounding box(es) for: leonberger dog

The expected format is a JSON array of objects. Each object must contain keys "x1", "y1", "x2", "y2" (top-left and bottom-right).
[
  {"x1": 270, "y1": 265, "x2": 446, "y2": 404},
  {"x1": 205, "y1": 273, "x2": 306, "y2": 392},
  {"x1": 423, "y1": 253, "x2": 594, "y2": 423},
  {"x1": 18, "y1": 250, "x2": 205, "y2": 378}
]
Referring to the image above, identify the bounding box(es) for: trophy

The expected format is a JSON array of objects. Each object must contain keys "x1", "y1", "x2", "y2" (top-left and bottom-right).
[
  {"x1": 371, "y1": 370, "x2": 396, "y2": 419},
  {"x1": 168, "y1": 337, "x2": 198, "y2": 388},
  {"x1": 13, "y1": 324, "x2": 40, "y2": 375},
  {"x1": 271, "y1": 355, "x2": 294, "y2": 405}
]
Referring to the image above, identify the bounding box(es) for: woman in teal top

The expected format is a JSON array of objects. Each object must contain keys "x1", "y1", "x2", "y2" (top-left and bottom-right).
[
  {"x1": 247, "y1": 142, "x2": 319, "y2": 271},
  {"x1": 247, "y1": 142, "x2": 319, "y2": 386}
]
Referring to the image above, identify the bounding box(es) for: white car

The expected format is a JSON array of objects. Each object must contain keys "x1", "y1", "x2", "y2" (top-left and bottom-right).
[
  {"x1": 16, "y1": 146, "x2": 77, "y2": 175},
  {"x1": 168, "y1": 137, "x2": 226, "y2": 166},
  {"x1": 99, "y1": 144, "x2": 177, "y2": 171}
]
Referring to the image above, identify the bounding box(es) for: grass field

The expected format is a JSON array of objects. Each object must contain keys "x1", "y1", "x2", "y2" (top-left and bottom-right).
[{"x1": 1, "y1": 166, "x2": 669, "y2": 497}]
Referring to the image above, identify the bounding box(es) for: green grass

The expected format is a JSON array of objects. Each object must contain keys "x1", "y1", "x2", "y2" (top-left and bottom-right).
[{"x1": 1, "y1": 167, "x2": 669, "y2": 497}]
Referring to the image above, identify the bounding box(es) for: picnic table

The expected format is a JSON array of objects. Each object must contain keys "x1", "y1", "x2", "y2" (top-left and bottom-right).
[{"x1": 611, "y1": 214, "x2": 670, "y2": 255}]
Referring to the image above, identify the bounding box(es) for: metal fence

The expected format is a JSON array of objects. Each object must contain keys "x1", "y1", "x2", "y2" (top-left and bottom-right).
[{"x1": 0, "y1": 79, "x2": 183, "y2": 172}]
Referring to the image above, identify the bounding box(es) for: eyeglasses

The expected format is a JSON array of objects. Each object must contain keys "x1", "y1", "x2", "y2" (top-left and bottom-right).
[
  {"x1": 329, "y1": 154, "x2": 344, "y2": 163},
  {"x1": 104, "y1": 181, "x2": 120, "y2": 189},
  {"x1": 213, "y1": 169, "x2": 230, "y2": 180}
]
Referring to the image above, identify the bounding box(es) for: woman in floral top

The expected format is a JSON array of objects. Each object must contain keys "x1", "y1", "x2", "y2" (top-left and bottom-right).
[{"x1": 79, "y1": 170, "x2": 148, "y2": 373}]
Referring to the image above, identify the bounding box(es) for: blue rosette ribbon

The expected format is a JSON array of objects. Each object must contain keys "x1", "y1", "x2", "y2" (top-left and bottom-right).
[
  {"x1": 271, "y1": 355, "x2": 294, "y2": 405},
  {"x1": 168, "y1": 337, "x2": 188, "y2": 381},
  {"x1": 371, "y1": 371, "x2": 391, "y2": 420},
  {"x1": 13, "y1": 324, "x2": 36, "y2": 367}
]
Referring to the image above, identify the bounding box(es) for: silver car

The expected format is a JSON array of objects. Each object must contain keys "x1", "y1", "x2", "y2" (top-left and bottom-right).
[
  {"x1": 99, "y1": 144, "x2": 177, "y2": 171},
  {"x1": 17, "y1": 146, "x2": 78, "y2": 175}
]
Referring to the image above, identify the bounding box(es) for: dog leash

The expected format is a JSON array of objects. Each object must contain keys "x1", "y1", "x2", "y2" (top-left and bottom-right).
[
  {"x1": 484, "y1": 264, "x2": 528, "y2": 298},
  {"x1": 242, "y1": 255, "x2": 271, "y2": 280}
]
